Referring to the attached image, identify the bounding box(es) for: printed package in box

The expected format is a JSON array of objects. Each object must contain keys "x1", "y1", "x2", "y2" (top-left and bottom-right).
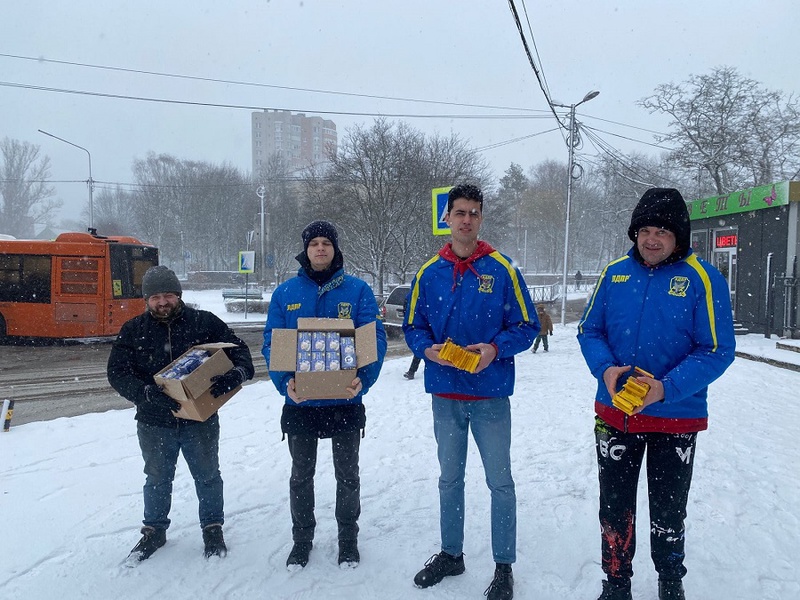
[
  {"x1": 269, "y1": 317, "x2": 378, "y2": 400},
  {"x1": 154, "y1": 342, "x2": 241, "y2": 422}
]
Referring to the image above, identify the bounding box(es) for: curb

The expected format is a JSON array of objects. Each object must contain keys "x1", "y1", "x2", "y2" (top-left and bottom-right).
[{"x1": 735, "y1": 350, "x2": 800, "y2": 372}]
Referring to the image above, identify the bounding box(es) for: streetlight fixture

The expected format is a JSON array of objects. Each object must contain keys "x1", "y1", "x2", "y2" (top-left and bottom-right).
[
  {"x1": 38, "y1": 129, "x2": 95, "y2": 230},
  {"x1": 551, "y1": 90, "x2": 599, "y2": 325}
]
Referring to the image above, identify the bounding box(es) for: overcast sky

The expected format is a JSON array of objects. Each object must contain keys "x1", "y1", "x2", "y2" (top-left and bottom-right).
[{"x1": 2, "y1": 1, "x2": 798, "y2": 225}]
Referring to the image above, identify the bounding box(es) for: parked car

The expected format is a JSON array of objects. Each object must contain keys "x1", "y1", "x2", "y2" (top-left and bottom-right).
[{"x1": 379, "y1": 284, "x2": 410, "y2": 333}]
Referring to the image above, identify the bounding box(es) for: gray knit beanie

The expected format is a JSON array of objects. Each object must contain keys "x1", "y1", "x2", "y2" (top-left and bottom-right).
[{"x1": 142, "y1": 265, "x2": 182, "y2": 298}]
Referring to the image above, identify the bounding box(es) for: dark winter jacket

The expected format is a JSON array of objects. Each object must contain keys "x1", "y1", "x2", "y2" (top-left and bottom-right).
[
  {"x1": 107, "y1": 302, "x2": 255, "y2": 428},
  {"x1": 262, "y1": 264, "x2": 387, "y2": 438},
  {"x1": 403, "y1": 240, "x2": 539, "y2": 399},
  {"x1": 577, "y1": 248, "x2": 735, "y2": 433}
]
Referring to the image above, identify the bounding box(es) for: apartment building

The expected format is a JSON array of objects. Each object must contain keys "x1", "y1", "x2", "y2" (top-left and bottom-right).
[{"x1": 251, "y1": 110, "x2": 337, "y2": 176}]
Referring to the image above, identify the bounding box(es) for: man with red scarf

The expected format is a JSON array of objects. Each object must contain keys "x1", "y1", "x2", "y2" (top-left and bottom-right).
[{"x1": 404, "y1": 184, "x2": 538, "y2": 600}]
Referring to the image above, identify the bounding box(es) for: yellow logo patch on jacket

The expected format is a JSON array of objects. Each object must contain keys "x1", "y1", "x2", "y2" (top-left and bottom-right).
[
  {"x1": 478, "y1": 274, "x2": 495, "y2": 294},
  {"x1": 668, "y1": 276, "x2": 690, "y2": 297},
  {"x1": 338, "y1": 302, "x2": 353, "y2": 319}
]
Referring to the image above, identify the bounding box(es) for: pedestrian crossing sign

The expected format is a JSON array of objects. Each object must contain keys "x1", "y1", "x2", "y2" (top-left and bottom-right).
[
  {"x1": 238, "y1": 251, "x2": 255, "y2": 274},
  {"x1": 432, "y1": 186, "x2": 452, "y2": 236}
]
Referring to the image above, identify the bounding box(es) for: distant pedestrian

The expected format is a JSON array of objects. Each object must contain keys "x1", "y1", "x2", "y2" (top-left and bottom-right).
[
  {"x1": 531, "y1": 304, "x2": 553, "y2": 353},
  {"x1": 577, "y1": 188, "x2": 735, "y2": 600},
  {"x1": 575, "y1": 270, "x2": 583, "y2": 290},
  {"x1": 403, "y1": 295, "x2": 421, "y2": 379}
]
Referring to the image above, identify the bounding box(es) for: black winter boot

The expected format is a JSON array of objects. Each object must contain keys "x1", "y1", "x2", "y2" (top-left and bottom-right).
[
  {"x1": 338, "y1": 539, "x2": 360, "y2": 568},
  {"x1": 484, "y1": 563, "x2": 514, "y2": 600},
  {"x1": 127, "y1": 526, "x2": 166, "y2": 563},
  {"x1": 202, "y1": 524, "x2": 227, "y2": 558},
  {"x1": 659, "y1": 579, "x2": 686, "y2": 600},
  {"x1": 597, "y1": 579, "x2": 633, "y2": 600},
  {"x1": 286, "y1": 541, "x2": 313, "y2": 570},
  {"x1": 413, "y1": 551, "x2": 465, "y2": 588}
]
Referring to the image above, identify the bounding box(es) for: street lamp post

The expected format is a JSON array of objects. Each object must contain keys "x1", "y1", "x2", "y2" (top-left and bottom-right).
[
  {"x1": 552, "y1": 90, "x2": 599, "y2": 325},
  {"x1": 256, "y1": 185, "x2": 266, "y2": 287},
  {"x1": 38, "y1": 129, "x2": 94, "y2": 230}
]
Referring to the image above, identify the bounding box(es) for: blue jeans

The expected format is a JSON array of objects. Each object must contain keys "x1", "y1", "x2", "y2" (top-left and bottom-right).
[
  {"x1": 137, "y1": 415, "x2": 224, "y2": 530},
  {"x1": 432, "y1": 395, "x2": 516, "y2": 564}
]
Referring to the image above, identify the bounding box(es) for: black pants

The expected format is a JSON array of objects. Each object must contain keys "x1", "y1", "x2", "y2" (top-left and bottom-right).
[
  {"x1": 407, "y1": 356, "x2": 421, "y2": 375},
  {"x1": 287, "y1": 430, "x2": 361, "y2": 543},
  {"x1": 594, "y1": 418, "x2": 697, "y2": 585}
]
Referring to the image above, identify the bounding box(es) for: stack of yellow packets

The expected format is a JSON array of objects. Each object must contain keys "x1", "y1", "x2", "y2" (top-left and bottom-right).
[
  {"x1": 438, "y1": 338, "x2": 481, "y2": 373},
  {"x1": 612, "y1": 367, "x2": 654, "y2": 415}
]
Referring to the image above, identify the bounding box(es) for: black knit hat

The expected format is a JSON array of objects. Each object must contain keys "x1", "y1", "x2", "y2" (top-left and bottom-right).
[
  {"x1": 142, "y1": 265, "x2": 182, "y2": 298},
  {"x1": 627, "y1": 188, "x2": 691, "y2": 252},
  {"x1": 301, "y1": 220, "x2": 339, "y2": 252}
]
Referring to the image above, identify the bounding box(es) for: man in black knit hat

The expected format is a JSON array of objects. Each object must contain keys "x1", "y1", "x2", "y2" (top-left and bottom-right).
[
  {"x1": 262, "y1": 220, "x2": 386, "y2": 571},
  {"x1": 108, "y1": 265, "x2": 254, "y2": 564},
  {"x1": 578, "y1": 188, "x2": 735, "y2": 600}
]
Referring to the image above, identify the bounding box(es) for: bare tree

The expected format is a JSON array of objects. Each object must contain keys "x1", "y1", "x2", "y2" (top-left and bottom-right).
[
  {"x1": 301, "y1": 119, "x2": 490, "y2": 293},
  {"x1": 0, "y1": 138, "x2": 58, "y2": 237},
  {"x1": 640, "y1": 66, "x2": 800, "y2": 195}
]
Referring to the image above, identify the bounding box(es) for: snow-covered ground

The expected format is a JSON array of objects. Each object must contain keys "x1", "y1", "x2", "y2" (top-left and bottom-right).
[{"x1": 1, "y1": 291, "x2": 798, "y2": 599}]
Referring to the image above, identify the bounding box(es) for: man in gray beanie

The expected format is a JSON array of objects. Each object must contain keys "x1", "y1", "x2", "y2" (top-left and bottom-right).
[
  {"x1": 108, "y1": 265, "x2": 255, "y2": 564},
  {"x1": 578, "y1": 188, "x2": 735, "y2": 600}
]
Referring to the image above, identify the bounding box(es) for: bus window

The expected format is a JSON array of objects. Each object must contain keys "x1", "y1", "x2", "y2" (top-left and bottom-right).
[
  {"x1": 109, "y1": 244, "x2": 159, "y2": 298},
  {"x1": 59, "y1": 257, "x2": 99, "y2": 295},
  {"x1": 0, "y1": 254, "x2": 51, "y2": 303}
]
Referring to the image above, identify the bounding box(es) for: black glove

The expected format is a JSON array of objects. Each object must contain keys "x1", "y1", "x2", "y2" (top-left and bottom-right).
[
  {"x1": 143, "y1": 385, "x2": 182, "y2": 412},
  {"x1": 210, "y1": 366, "x2": 247, "y2": 398}
]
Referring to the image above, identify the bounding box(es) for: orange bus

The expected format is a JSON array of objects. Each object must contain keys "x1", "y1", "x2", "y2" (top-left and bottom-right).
[{"x1": 0, "y1": 231, "x2": 159, "y2": 341}]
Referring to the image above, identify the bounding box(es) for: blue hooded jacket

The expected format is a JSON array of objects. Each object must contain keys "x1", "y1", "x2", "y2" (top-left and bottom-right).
[
  {"x1": 577, "y1": 248, "x2": 735, "y2": 432},
  {"x1": 262, "y1": 266, "x2": 387, "y2": 407},
  {"x1": 403, "y1": 241, "x2": 539, "y2": 398}
]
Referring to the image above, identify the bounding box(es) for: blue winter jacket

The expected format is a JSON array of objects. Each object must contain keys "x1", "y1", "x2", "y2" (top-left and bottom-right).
[
  {"x1": 403, "y1": 242, "x2": 539, "y2": 398},
  {"x1": 262, "y1": 267, "x2": 387, "y2": 407},
  {"x1": 577, "y1": 248, "x2": 735, "y2": 432}
]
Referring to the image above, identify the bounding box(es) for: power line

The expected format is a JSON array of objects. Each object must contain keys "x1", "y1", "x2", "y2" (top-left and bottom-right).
[
  {"x1": 0, "y1": 51, "x2": 544, "y2": 114},
  {"x1": 506, "y1": 0, "x2": 562, "y2": 124},
  {"x1": 0, "y1": 80, "x2": 551, "y2": 120}
]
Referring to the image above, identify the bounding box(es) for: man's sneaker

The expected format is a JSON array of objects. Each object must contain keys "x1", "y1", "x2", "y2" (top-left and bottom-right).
[
  {"x1": 413, "y1": 551, "x2": 465, "y2": 588},
  {"x1": 126, "y1": 526, "x2": 166, "y2": 563},
  {"x1": 403, "y1": 372, "x2": 415, "y2": 380},
  {"x1": 597, "y1": 579, "x2": 633, "y2": 600},
  {"x1": 286, "y1": 541, "x2": 313, "y2": 570},
  {"x1": 659, "y1": 579, "x2": 686, "y2": 600},
  {"x1": 338, "y1": 539, "x2": 360, "y2": 569},
  {"x1": 484, "y1": 563, "x2": 514, "y2": 600},
  {"x1": 202, "y1": 524, "x2": 227, "y2": 558}
]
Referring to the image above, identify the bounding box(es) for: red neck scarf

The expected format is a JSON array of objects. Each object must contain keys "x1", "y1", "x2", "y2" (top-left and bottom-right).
[{"x1": 439, "y1": 240, "x2": 496, "y2": 291}]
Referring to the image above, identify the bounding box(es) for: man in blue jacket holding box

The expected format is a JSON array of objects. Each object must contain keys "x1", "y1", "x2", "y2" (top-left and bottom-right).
[
  {"x1": 262, "y1": 220, "x2": 386, "y2": 571},
  {"x1": 578, "y1": 188, "x2": 735, "y2": 600}
]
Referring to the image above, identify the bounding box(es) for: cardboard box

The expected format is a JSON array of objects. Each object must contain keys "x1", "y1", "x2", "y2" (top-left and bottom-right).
[
  {"x1": 154, "y1": 342, "x2": 241, "y2": 421},
  {"x1": 269, "y1": 318, "x2": 378, "y2": 400}
]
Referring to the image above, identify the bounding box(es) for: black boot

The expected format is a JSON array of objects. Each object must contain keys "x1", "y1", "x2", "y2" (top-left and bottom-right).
[
  {"x1": 484, "y1": 563, "x2": 514, "y2": 600},
  {"x1": 338, "y1": 539, "x2": 360, "y2": 568},
  {"x1": 598, "y1": 579, "x2": 633, "y2": 600},
  {"x1": 403, "y1": 372, "x2": 415, "y2": 380},
  {"x1": 659, "y1": 579, "x2": 685, "y2": 600},
  {"x1": 126, "y1": 526, "x2": 166, "y2": 564},
  {"x1": 202, "y1": 524, "x2": 227, "y2": 558},
  {"x1": 413, "y1": 551, "x2": 465, "y2": 588},
  {"x1": 286, "y1": 541, "x2": 313, "y2": 570}
]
